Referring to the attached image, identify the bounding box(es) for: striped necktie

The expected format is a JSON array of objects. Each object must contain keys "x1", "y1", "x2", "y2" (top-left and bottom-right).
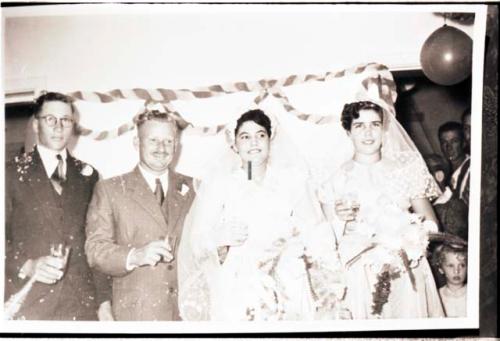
[{"x1": 50, "y1": 154, "x2": 65, "y2": 195}]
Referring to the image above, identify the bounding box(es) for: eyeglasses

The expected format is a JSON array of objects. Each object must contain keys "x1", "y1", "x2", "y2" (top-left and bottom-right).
[{"x1": 37, "y1": 115, "x2": 74, "y2": 128}]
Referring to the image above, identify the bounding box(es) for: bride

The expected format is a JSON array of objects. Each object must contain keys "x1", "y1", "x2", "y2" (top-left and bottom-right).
[{"x1": 177, "y1": 108, "x2": 341, "y2": 321}]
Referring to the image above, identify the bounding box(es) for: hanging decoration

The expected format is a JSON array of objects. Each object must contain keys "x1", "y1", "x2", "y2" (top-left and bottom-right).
[
  {"x1": 63, "y1": 62, "x2": 396, "y2": 140},
  {"x1": 420, "y1": 24, "x2": 473, "y2": 86}
]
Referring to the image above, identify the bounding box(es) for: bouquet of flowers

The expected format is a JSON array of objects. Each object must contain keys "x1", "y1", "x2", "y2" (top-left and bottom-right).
[{"x1": 341, "y1": 194, "x2": 439, "y2": 316}]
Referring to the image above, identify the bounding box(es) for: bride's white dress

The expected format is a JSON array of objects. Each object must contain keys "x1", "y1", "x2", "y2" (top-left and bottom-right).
[{"x1": 178, "y1": 165, "x2": 330, "y2": 321}]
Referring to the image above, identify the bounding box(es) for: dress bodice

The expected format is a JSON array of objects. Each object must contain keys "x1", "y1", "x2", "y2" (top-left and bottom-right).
[{"x1": 319, "y1": 152, "x2": 441, "y2": 214}]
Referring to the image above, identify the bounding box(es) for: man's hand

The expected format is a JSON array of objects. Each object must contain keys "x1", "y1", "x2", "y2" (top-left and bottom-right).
[
  {"x1": 128, "y1": 240, "x2": 173, "y2": 267},
  {"x1": 97, "y1": 300, "x2": 114, "y2": 321},
  {"x1": 214, "y1": 219, "x2": 248, "y2": 247},
  {"x1": 22, "y1": 256, "x2": 65, "y2": 284}
]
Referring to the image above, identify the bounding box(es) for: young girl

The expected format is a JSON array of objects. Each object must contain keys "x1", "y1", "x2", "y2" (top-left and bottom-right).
[{"x1": 436, "y1": 244, "x2": 468, "y2": 317}]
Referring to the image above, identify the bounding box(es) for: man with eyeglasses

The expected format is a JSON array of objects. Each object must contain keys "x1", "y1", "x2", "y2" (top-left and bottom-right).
[
  {"x1": 85, "y1": 106, "x2": 195, "y2": 320},
  {"x1": 4, "y1": 92, "x2": 112, "y2": 320}
]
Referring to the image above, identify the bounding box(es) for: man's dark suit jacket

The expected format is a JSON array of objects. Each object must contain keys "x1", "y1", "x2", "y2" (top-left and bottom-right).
[{"x1": 4, "y1": 146, "x2": 110, "y2": 320}]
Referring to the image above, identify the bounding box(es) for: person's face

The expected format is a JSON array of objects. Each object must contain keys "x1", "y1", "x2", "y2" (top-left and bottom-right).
[
  {"x1": 463, "y1": 114, "x2": 471, "y2": 147},
  {"x1": 348, "y1": 109, "x2": 383, "y2": 157},
  {"x1": 234, "y1": 120, "x2": 270, "y2": 167},
  {"x1": 33, "y1": 101, "x2": 74, "y2": 152},
  {"x1": 439, "y1": 252, "x2": 467, "y2": 287},
  {"x1": 135, "y1": 120, "x2": 177, "y2": 175},
  {"x1": 434, "y1": 170, "x2": 446, "y2": 185},
  {"x1": 439, "y1": 130, "x2": 465, "y2": 162}
]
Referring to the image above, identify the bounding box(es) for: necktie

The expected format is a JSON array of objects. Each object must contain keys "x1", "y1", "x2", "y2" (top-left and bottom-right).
[
  {"x1": 154, "y1": 178, "x2": 164, "y2": 205},
  {"x1": 51, "y1": 154, "x2": 65, "y2": 195}
]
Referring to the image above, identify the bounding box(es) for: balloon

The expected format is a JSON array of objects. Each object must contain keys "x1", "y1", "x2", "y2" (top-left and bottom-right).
[{"x1": 420, "y1": 25, "x2": 473, "y2": 86}]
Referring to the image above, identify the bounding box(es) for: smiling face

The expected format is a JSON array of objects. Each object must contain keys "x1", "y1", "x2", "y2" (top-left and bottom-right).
[
  {"x1": 234, "y1": 120, "x2": 270, "y2": 167},
  {"x1": 439, "y1": 129, "x2": 466, "y2": 163},
  {"x1": 135, "y1": 119, "x2": 177, "y2": 176},
  {"x1": 439, "y1": 251, "x2": 467, "y2": 287},
  {"x1": 348, "y1": 109, "x2": 383, "y2": 160},
  {"x1": 33, "y1": 100, "x2": 74, "y2": 152}
]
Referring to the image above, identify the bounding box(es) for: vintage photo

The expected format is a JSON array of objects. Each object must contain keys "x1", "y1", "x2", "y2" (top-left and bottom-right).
[{"x1": 0, "y1": 3, "x2": 494, "y2": 334}]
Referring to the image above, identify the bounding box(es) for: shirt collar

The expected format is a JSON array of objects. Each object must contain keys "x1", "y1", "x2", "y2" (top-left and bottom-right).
[
  {"x1": 37, "y1": 144, "x2": 68, "y2": 178},
  {"x1": 138, "y1": 164, "x2": 169, "y2": 195}
]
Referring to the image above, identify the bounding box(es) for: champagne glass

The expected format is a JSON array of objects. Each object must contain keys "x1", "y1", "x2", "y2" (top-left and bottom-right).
[
  {"x1": 335, "y1": 192, "x2": 360, "y2": 235},
  {"x1": 50, "y1": 243, "x2": 71, "y2": 276}
]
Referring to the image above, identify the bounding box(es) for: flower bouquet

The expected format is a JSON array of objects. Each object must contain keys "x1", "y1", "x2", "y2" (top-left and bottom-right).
[{"x1": 340, "y1": 194, "x2": 439, "y2": 316}]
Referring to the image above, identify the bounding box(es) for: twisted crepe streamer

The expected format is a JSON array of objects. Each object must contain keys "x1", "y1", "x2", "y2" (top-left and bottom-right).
[{"x1": 64, "y1": 62, "x2": 396, "y2": 140}]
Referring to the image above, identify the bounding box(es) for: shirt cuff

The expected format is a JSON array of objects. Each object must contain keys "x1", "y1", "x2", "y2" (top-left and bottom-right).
[
  {"x1": 434, "y1": 186, "x2": 453, "y2": 205},
  {"x1": 125, "y1": 248, "x2": 137, "y2": 271},
  {"x1": 18, "y1": 259, "x2": 33, "y2": 279}
]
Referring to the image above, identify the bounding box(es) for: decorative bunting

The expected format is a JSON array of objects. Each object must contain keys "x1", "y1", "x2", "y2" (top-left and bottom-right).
[{"x1": 67, "y1": 62, "x2": 396, "y2": 140}]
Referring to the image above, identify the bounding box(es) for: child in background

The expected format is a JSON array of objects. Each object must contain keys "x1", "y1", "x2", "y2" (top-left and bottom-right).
[{"x1": 435, "y1": 243, "x2": 468, "y2": 317}]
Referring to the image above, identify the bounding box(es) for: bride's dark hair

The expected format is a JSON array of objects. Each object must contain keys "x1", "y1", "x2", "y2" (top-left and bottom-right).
[
  {"x1": 235, "y1": 109, "x2": 272, "y2": 137},
  {"x1": 341, "y1": 101, "x2": 383, "y2": 131}
]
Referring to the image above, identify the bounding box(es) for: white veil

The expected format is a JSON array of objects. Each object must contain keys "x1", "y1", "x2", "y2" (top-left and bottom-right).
[
  {"x1": 177, "y1": 93, "x2": 321, "y2": 320},
  {"x1": 356, "y1": 83, "x2": 442, "y2": 200}
]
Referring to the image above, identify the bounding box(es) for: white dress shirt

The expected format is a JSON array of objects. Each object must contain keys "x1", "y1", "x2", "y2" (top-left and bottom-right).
[
  {"x1": 138, "y1": 164, "x2": 169, "y2": 197},
  {"x1": 37, "y1": 144, "x2": 68, "y2": 179},
  {"x1": 450, "y1": 155, "x2": 470, "y2": 200}
]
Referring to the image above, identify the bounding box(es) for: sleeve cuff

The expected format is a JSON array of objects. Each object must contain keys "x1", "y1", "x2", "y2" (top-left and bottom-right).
[
  {"x1": 18, "y1": 259, "x2": 33, "y2": 280},
  {"x1": 125, "y1": 248, "x2": 137, "y2": 271}
]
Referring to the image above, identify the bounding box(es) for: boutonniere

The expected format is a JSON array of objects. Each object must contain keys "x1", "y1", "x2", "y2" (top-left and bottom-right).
[
  {"x1": 81, "y1": 164, "x2": 94, "y2": 177},
  {"x1": 177, "y1": 182, "x2": 190, "y2": 196},
  {"x1": 14, "y1": 152, "x2": 34, "y2": 182},
  {"x1": 74, "y1": 158, "x2": 94, "y2": 177}
]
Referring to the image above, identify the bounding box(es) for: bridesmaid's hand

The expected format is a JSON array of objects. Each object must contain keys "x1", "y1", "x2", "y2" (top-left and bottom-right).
[{"x1": 334, "y1": 200, "x2": 359, "y2": 222}]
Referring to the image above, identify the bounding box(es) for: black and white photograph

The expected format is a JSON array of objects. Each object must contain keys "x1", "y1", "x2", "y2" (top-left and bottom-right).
[{"x1": 0, "y1": 2, "x2": 497, "y2": 336}]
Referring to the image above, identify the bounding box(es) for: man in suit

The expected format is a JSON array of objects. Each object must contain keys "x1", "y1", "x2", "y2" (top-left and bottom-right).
[
  {"x1": 4, "y1": 92, "x2": 111, "y2": 320},
  {"x1": 433, "y1": 121, "x2": 470, "y2": 242},
  {"x1": 85, "y1": 109, "x2": 195, "y2": 321},
  {"x1": 438, "y1": 121, "x2": 470, "y2": 206}
]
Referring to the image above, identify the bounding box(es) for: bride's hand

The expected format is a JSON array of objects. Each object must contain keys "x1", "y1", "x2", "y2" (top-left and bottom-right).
[
  {"x1": 215, "y1": 220, "x2": 248, "y2": 247},
  {"x1": 334, "y1": 199, "x2": 359, "y2": 222}
]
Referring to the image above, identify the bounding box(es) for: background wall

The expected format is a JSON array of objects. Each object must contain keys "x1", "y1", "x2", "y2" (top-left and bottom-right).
[
  {"x1": 3, "y1": 4, "x2": 475, "y2": 93},
  {"x1": 2, "y1": 4, "x2": 479, "y2": 160}
]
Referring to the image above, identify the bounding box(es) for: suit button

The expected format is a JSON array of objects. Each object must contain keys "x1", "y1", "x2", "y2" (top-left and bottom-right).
[{"x1": 167, "y1": 264, "x2": 173, "y2": 271}]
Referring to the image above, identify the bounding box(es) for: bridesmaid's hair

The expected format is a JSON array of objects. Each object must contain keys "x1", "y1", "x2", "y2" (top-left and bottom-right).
[
  {"x1": 341, "y1": 101, "x2": 384, "y2": 131},
  {"x1": 235, "y1": 109, "x2": 272, "y2": 137}
]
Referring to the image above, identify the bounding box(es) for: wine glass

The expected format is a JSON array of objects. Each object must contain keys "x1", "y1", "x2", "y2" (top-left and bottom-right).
[{"x1": 50, "y1": 243, "x2": 71, "y2": 274}]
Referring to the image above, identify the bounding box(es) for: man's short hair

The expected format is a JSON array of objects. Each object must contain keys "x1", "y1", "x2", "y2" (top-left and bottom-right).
[
  {"x1": 33, "y1": 92, "x2": 75, "y2": 117},
  {"x1": 135, "y1": 110, "x2": 180, "y2": 135},
  {"x1": 438, "y1": 121, "x2": 464, "y2": 140}
]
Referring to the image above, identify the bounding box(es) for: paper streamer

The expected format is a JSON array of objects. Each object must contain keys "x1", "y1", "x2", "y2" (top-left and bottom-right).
[{"x1": 63, "y1": 62, "x2": 396, "y2": 140}]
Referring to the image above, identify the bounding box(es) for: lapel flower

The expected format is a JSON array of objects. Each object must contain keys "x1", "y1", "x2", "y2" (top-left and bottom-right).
[
  {"x1": 81, "y1": 164, "x2": 94, "y2": 176},
  {"x1": 178, "y1": 183, "x2": 190, "y2": 196}
]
